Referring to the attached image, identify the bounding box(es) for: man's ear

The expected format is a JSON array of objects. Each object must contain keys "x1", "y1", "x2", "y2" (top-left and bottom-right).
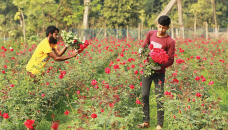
[{"x1": 49, "y1": 33, "x2": 52, "y2": 37}]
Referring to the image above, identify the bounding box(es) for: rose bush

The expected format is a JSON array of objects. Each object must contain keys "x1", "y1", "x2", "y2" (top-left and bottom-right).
[{"x1": 0, "y1": 34, "x2": 228, "y2": 129}]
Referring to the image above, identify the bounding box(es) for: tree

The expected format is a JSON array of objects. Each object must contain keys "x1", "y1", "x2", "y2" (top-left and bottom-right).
[
  {"x1": 101, "y1": 0, "x2": 143, "y2": 29},
  {"x1": 12, "y1": 0, "x2": 85, "y2": 39},
  {"x1": 0, "y1": 0, "x2": 19, "y2": 42},
  {"x1": 88, "y1": 0, "x2": 104, "y2": 29},
  {"x1": 189, "y1": 0, "x2": 213, "y2": 33}
]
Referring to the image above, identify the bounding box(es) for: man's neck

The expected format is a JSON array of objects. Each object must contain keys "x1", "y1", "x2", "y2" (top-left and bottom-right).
[
  {"x1": 157, "y1": 32, "x2": 168, "y2": 38},
  {"x1": 46, "y1": 37, "x2": 51, "y2": 44}
]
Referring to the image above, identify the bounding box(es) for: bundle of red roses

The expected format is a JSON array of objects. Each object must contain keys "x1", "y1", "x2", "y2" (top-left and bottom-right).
[
  {"x1": 77, "y1": 40, "x2": 90, "y2": 54},
  {"x1": 140, "y1": 44, "x2": 169, "y2": 77},
  {"x1": 61, "y1": 30, "x2": 90, "y2": 54},
  {"x1": 149, "y1": 48, "x2": 169, "y2": 64}
]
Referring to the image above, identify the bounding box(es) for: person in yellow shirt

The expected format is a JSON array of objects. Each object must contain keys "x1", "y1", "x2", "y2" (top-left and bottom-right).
[{"x1": 26, "y1": 25, "x2": 78, "y2": 80}]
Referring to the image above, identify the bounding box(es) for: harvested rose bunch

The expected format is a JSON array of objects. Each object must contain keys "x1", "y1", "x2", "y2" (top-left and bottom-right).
[
  {"x1": 61, "y1": 30, "x2": 83, "y2": 50},
  {"x1": 149, "y1": 48, "x2": 169, "y2": 64},
  {"x1": 140, "y1": 44, "x2": 169, "y2": 77},
  {"x1": 61, "y1": 30, "x2": 90, "y2": 55}
]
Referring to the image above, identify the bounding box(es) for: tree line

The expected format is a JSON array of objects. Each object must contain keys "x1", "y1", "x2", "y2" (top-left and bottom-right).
[{"x1": 0, "y1": 0, "x2": 227, "y2": 41}]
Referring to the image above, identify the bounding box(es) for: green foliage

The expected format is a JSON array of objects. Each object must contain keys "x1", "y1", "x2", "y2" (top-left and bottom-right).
[
  {"x1": 27, "y1": 35, "x2": 42, "y2": 45},
  {"x1": 1, "y1": 0, "x2": 228, "y2": 43},
  {"x1": 189, "y1": 0, "x2": 213, "y2": 25},
  {"x1": 101, "y1": 0, "x2": 143, "y2": 29},
  {"x1": 0, "y1": 0, "x2": 19, "y2": 39}
]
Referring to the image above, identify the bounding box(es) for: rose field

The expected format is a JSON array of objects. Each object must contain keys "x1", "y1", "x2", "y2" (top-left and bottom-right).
[{"x1": 0, "y1": 35, "x2": 228, "y2": 130}]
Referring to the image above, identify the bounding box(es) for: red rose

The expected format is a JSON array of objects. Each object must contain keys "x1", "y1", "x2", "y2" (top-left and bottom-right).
[
  {"x1": 105, "y1": 67, "x2": 111, "y2": 74},
  {"x1": 135, "y1": 70, "x2": 138, "y2": 75},
  {"x1": 24, "y1": 119, "x2": 35, "y2": 129},
  {"x1": 136, "y1": 100, "x2": 141, "y2": 104},
  {"x1": 91, "y1": 79, "x2": 97, "y2": 85},
  {"x1": 195, "y1": 76, "x2": 200, "y2": 81},
  {"x1": 59, "y1": 75, "x2": 64, "y2": 79},
  {"x1": 78, "y1": 44, "x2": 86, "y2": 53},
  {"x1": 149, "y1": 44, "x2": 154, "y2": 50},
  {"x1": 94, "y1": 85, "x2": 99, "y2": 89},
  {"x1": 196, "y1": 55, "x2": 201, "y2": 59},
  {"x1": 164, "y1": 91, "x2": 169, "y2": 95},
  {"x1": 84, "y1": 40, "x2": 90, "y2": 46},
  {"x1": 109, "y1": 103, "x2": 114, "y2": 107},
  {"x1": 129, "y1": 85, "x2": 134, "y2": 89},
  {"x1": 176, "y1": 59, "x2": 185, "y2": 64},
  {"x1": 173, "y1": 79, "x2": 179, "y2": 83},
  {"x1": 51, "y1": 122, "x2": 59, "y2": 130},
  {"x1": 196, "y1": 93, "x2": 201, "y2": 97},
  {"x1": 3, "y1": 113, "x2": 9, "y2": 119},
  {"x1": 105, "y1": 84, "x2": 109, "y2": 89},
  {"x1": 64, "y1": 110, "x2": 70, "y2": 115},
  {"x1": 3, "y1": 65, "x2": 7, "y2": 68},
  {"x1": 113, "y1": 64, "x2": 119, "y2": 69},
  {"x1": 208, "y1": 81, "x2": 214, "y2": 85},
  {"x1": 91, "y1": 113, "x2": 97, "y2": 118},
  {"x1": 74, "y1": 39, "x2": 77, "y2": 43}
]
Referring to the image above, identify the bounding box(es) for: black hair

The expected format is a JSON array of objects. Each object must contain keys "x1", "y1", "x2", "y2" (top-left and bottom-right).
[
  {"x1": 158, "y1": 15, "x2": 171, "y2": 27},
  {"x1": 46, "y1": 26, "x2": 59, "y2": 37}
]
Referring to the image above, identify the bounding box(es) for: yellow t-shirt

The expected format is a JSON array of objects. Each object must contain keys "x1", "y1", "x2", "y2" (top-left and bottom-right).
[{"x1": 26, "y1": 38, "x2": 57, "y2": 74}]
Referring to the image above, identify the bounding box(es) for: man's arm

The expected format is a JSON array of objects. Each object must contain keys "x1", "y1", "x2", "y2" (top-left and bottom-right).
[
  {"x1": 48, "y1": 50, "x2": 78, "y2": 61},
  {"x1": 53, "y1": 46, "x2": 68, "y2": 57},
  {"x1": 141, "y1": 31, "x2": 153, "y2": 48},
  {"x1": 139, "y1": 31, "x2": 153, "y2": 55},
  {"x1": 160, "y1": 40, "x2": 175, "y2": 70}
]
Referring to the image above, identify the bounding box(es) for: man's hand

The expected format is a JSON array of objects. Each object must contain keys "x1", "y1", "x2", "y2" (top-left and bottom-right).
[
  {"x1": 139, "y1": 48, "x2": 143, "y2": 55},
  {"x1": 139, "y1": 48, "x2": 143, "y2": 56},
  {"x1": 151, "y1": 66, "x2": 161, "y2": 70},
  {"x1": 72, "y1": 50, "x2": 78, "y2": 57},
  {"x1": 65, "y1": 44, "x2": 69, "y2": 47}
]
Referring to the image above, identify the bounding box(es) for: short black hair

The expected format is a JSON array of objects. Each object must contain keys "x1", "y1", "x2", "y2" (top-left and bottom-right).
[
  {"x1": 158, "y1": 15, "x2": 171, "y2": 27},
  {"x1": 46, "y1": 26, "x2": 59, "y2": 37}
]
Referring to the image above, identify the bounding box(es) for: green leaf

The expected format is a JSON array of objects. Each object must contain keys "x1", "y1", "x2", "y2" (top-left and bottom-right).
[
  {"x1": 212, "y1": 110, "x2": 217, "y2": 115},
  {"x1": 115, "y1": 117, "x2": 125, "y2": 122}
]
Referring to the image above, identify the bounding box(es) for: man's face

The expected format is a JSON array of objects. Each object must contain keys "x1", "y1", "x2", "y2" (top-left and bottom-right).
[
  {"x1": 49, "y1": 30, "x2": 59, "y2": 44},
  {"x1": 157, "y1": 23, "x2": 170, "y2": 35}
]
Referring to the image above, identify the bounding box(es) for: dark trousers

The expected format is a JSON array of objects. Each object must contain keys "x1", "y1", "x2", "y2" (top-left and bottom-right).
[{"x1": 142, "y1": 72, "x2": 165, "y2": 126}]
